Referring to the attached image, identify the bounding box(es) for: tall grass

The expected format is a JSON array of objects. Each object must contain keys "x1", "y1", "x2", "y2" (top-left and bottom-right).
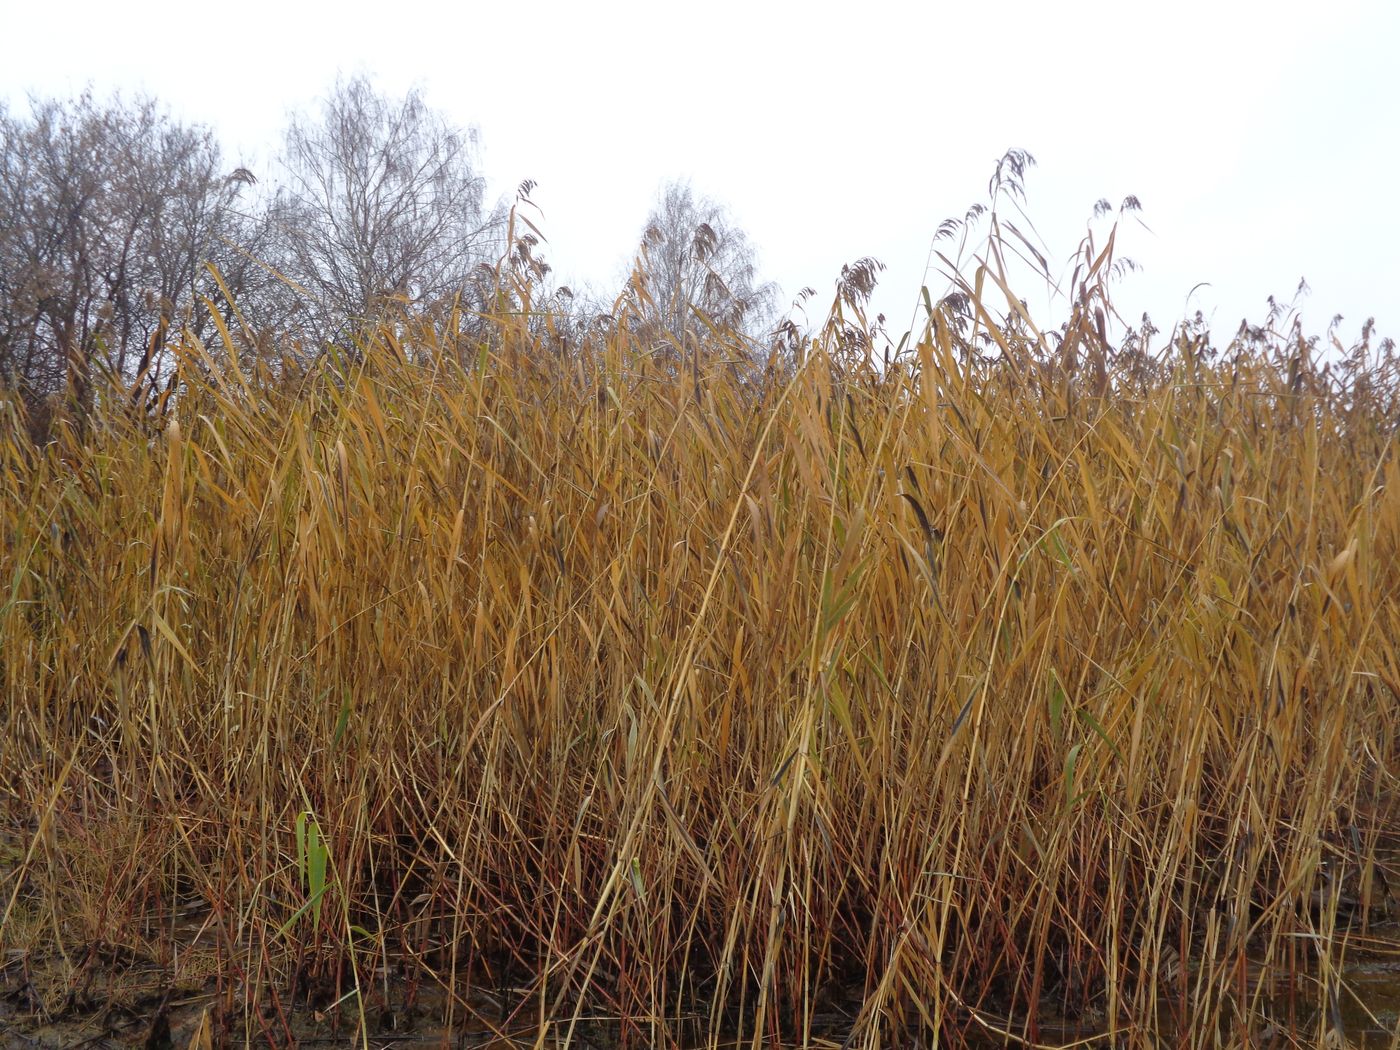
[{"x1": 2, "y1": 207, "x2": 1398, "y2": 1049}]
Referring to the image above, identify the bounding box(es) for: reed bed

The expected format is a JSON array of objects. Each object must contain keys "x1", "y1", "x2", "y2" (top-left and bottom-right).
[{"x1": 2, "y1": 230, "x2": 1399, "y2": 1049}]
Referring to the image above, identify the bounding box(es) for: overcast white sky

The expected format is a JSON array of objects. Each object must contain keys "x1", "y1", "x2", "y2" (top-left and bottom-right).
[{"x1": 4, "y1": 0, "x2": 1396, "y2": 345}]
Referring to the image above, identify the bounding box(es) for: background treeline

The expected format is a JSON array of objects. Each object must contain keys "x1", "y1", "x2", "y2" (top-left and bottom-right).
[
  {"x1": 4, "y1": 74, "x2": 1398, "y2": 450},
  {"x1": 0, "y1": 76, "x2": 778, "y2": 438}
]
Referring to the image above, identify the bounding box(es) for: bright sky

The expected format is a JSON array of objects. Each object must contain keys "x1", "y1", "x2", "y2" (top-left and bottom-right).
[{"x1": 4, "y1": 0, "x2": 1396, "y2": 347}]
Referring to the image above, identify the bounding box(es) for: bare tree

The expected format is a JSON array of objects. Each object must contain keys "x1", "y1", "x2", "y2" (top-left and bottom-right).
[
  {"x1": 269, "y1": 76, "x2": 501, "y2": 345},
  {"x1": 0, "y1": 91, "x2": 253, "y2": 432},
  {"x1": 630, "y1": 180, "x2": 778, "y2": 347}
]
